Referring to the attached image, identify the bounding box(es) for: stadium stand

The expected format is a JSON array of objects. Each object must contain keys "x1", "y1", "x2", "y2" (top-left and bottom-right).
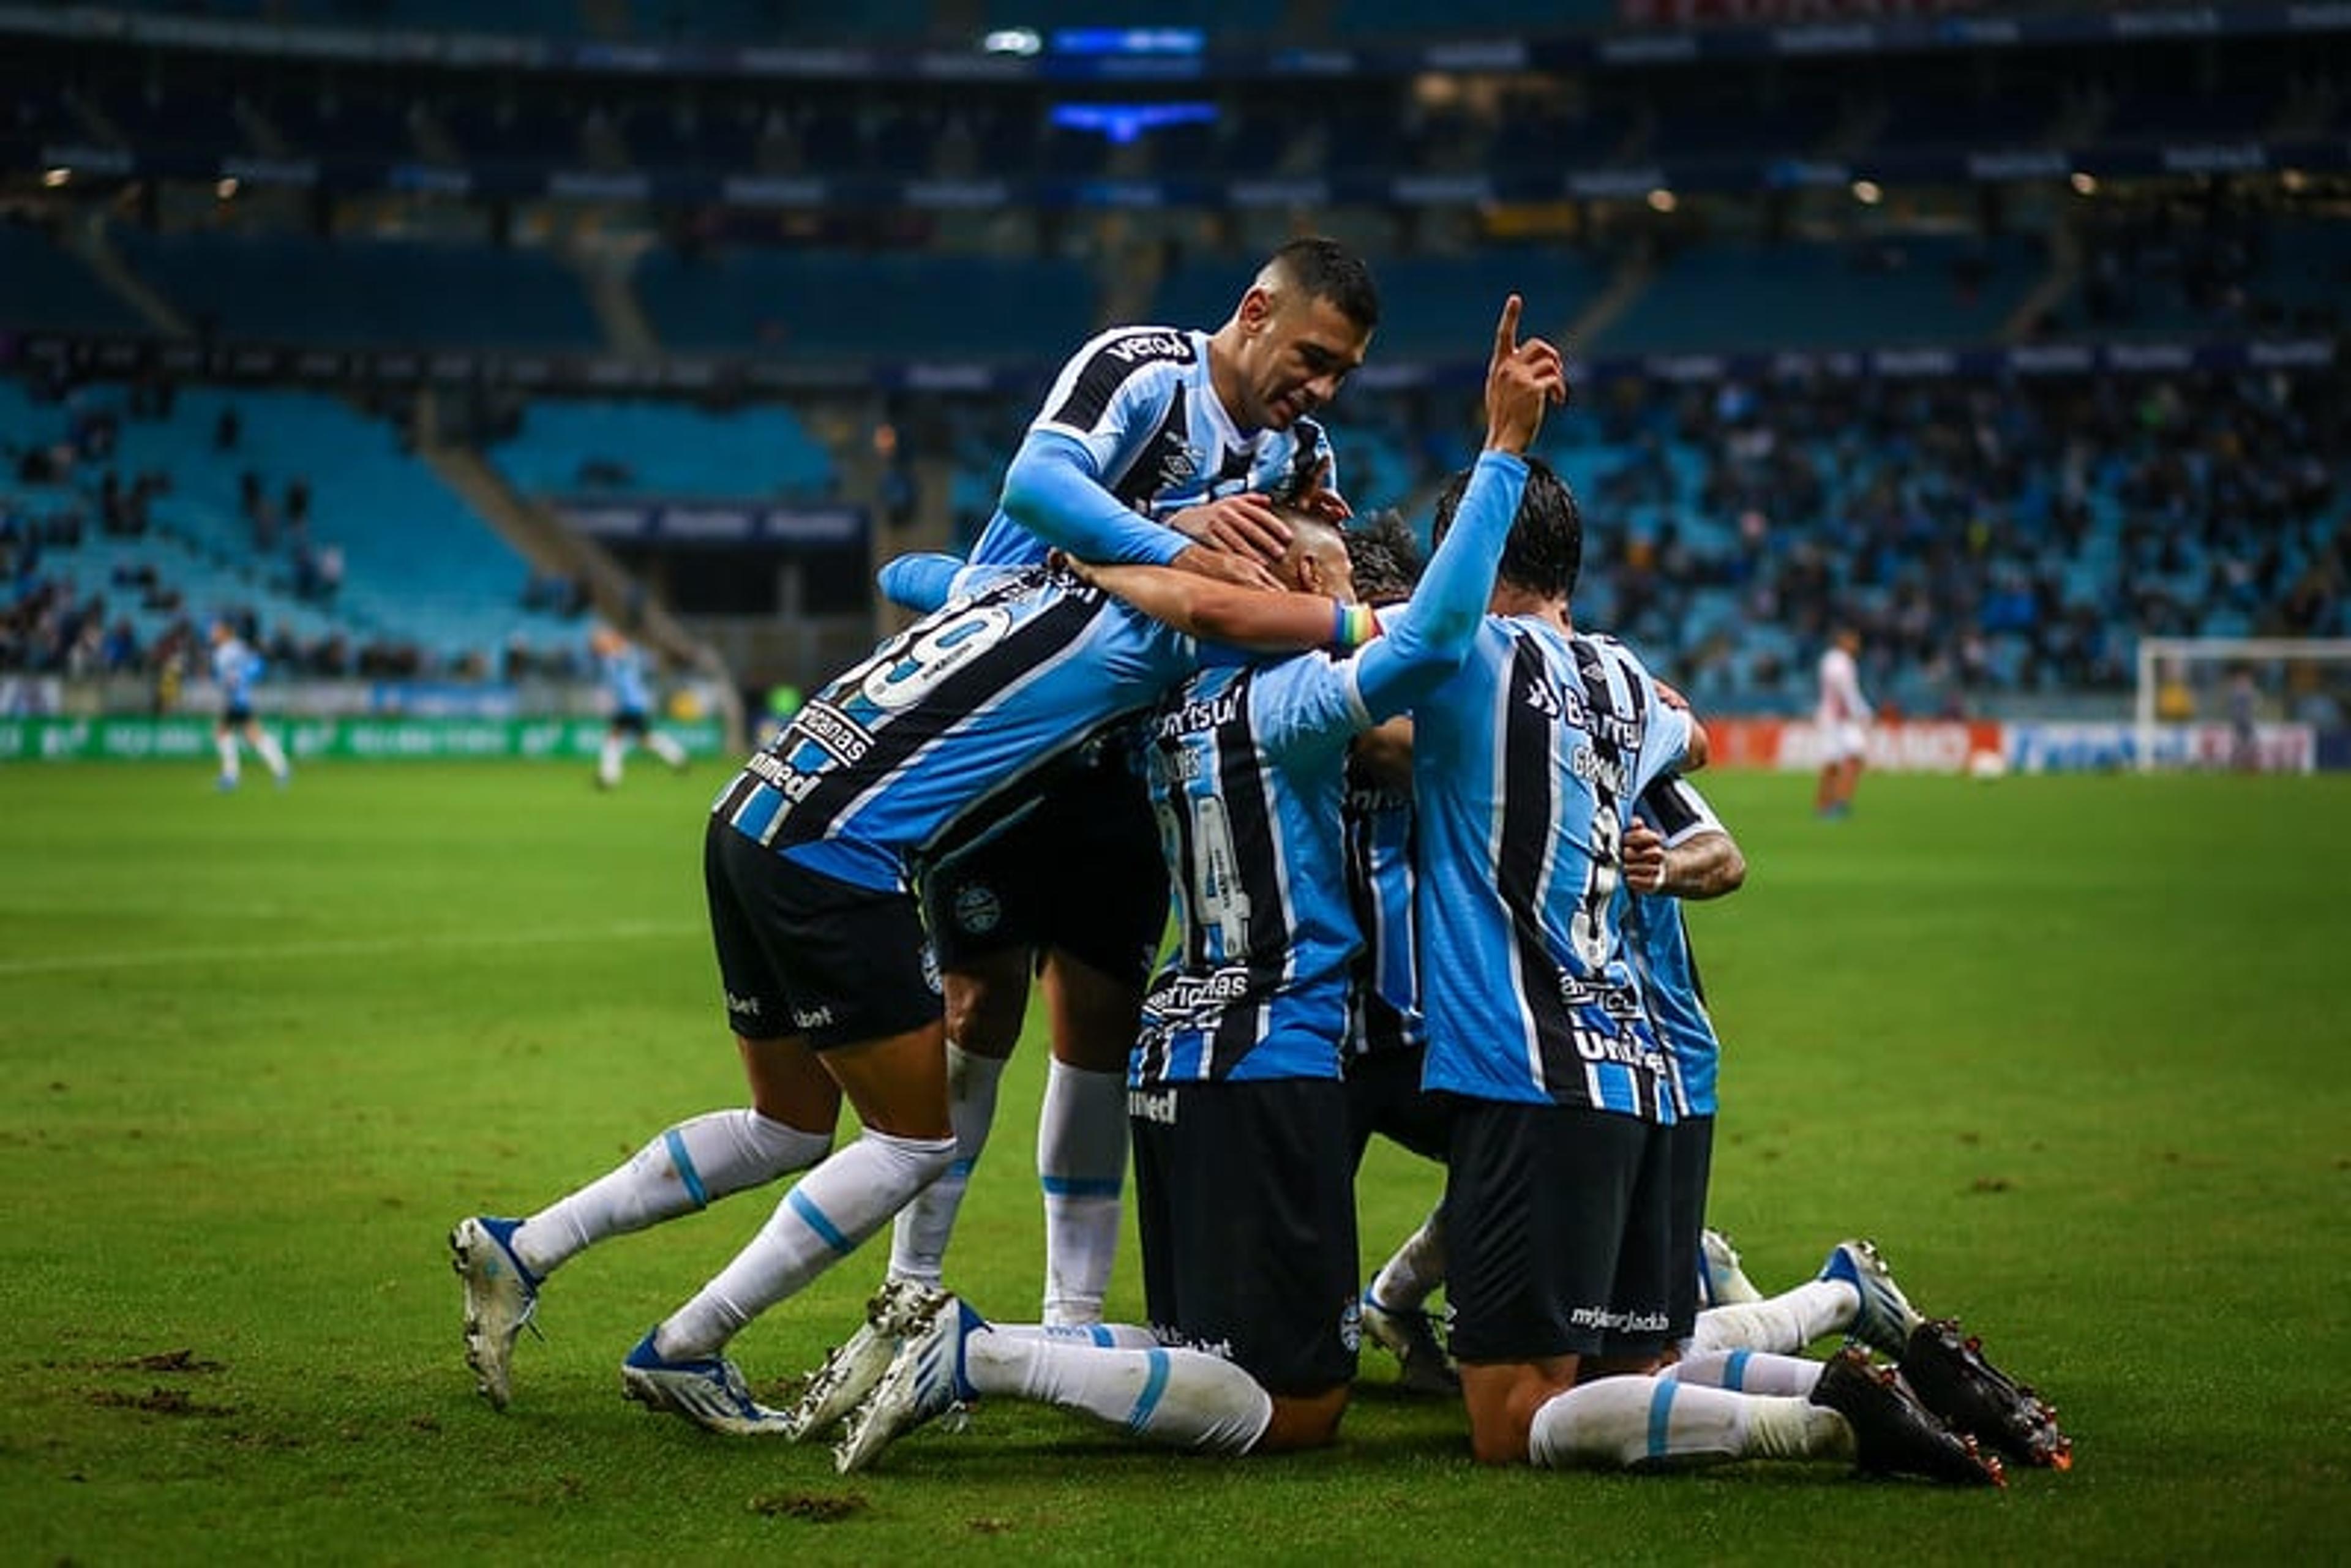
[{"x1": 487, "y1": 398, "x2": 837, "y2": 503}]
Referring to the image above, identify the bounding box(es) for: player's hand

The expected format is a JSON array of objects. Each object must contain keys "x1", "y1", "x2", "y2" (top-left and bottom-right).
[
  {"x1": 1482, "y1": 294, "x2": 1569, "y2": 456},
  {"x1": 1289, "y1": 454, "x2": 1353, "y2": 524},
  {"x1": 1169, "y1": 542, "x2": 1284, "y2": 591},
  {"x1": 1169, "y1": 493, "x2": 1292, "y2": 562},
  {"x1": 1622, "y1": 819, "x2": 1668, "y2": 894}
]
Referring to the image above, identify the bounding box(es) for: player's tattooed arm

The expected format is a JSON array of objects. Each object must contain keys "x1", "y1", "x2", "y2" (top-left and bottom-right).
[{"x1": 1625, "y1": 822, "x2": 1746, "y2": 899}]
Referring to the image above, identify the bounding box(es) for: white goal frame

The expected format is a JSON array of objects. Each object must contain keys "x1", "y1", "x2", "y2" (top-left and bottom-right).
[{"x1": 2133, "y1": 636, "x2": 2351, "y2": 774}]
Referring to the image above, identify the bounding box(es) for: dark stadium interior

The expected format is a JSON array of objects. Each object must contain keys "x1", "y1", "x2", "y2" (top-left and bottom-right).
[{"x1": 3, "y1": 0, "x2": 2347, "y2": 737}]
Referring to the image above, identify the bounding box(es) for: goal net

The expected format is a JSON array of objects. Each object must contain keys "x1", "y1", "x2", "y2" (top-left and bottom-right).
[{"x1": 2132, "y1": 637, "x2": 2351, "y2": 774}]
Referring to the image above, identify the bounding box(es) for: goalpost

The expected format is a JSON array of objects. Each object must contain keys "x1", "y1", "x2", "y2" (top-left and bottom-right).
[{"x1": 2132, "y1": 637, "x2": 2351, "y2": 774}]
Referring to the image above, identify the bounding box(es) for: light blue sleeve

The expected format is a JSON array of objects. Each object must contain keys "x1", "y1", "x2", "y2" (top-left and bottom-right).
[
  {"x1": 876, "y1": 552, "x2": 967, "y2": 615},
  {"x1": 1349, "y1": 451, "x2": 1528, "y2": 722},
  {"x1": 1632, "y1": 666, "x2": 1694, "y2": 794},
  {"x1": 998, "y1": 429, "x2": 1191, "y2": 568}
]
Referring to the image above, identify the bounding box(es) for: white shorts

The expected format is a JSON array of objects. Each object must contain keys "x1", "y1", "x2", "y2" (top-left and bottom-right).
[{"x1": 1823, "y1": 722, "x2": 1868, "y2": 762}]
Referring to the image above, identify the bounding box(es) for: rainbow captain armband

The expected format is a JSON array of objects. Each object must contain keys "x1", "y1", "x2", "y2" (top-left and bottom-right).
[{"x1": 1332, "y1": 602, "x2": 1382, "y2": 651}]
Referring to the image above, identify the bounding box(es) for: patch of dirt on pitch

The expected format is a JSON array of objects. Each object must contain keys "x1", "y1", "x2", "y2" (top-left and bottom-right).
[
  {"x1": 748, "y1": 1492, "x2": 867, "y2": 1523},
  {"x1": 103, "y1": 1349, "x2": 225, "y2": 1374},
  {"x1": 968, "y1": 1517, "x2": 1014, "y2": 1535},
  {"x1": 89, "y1": 1386, "x2": 235, "y2": 1417}
]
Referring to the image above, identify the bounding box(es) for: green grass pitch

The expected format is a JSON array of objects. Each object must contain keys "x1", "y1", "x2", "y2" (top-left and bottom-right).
[{"x1": 1, "y1": 760, "x2": 2345, "y2": 1564}]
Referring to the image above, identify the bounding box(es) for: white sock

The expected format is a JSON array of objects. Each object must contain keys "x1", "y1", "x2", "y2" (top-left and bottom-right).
[
  {"x1": 252, "y1": 728, "x2": 290, "y2": 780},
  {"x1": 1687, "y1": 1280, "x2": 1858, "y2": 1355},
  {"x1": 888, "y1": 1045, "x2": 1007, "y2": 1288},
  {"x1": 598, "y1": 734, "x2": 624, "y2": 786},
  {"x1": 654, "y1": 1129, "x2": 954, "y2": 1360},
  {"x1": 1038, "y1": 1060, "x2": 1127, "y2": 1326},
  {"x1": 1529, "y1": 1376, "x2": 1848, "y2": 1469},
  {"x1": 964, "y1": 1326, "x2": 1272, "y2": 1453},
  {"x1": 510, "y1": 1109, "x2": 832, "y2": 1278},
  {"x1": 990, "y1": 1321, "x2": 1161, "y2": 1351},
  {"x1": 1663, "y1": 1350, "x2": 1824, "y2": 1398},
  {"x1": 216, "y1": 733, "x2": 240, "y2": 782},
  {"x1": 1370, "y1": 1205, "x2": 1447, "y2": 1310},
  {"x1": 645, "y1": 730, "x2": 687, "y2": 767}
]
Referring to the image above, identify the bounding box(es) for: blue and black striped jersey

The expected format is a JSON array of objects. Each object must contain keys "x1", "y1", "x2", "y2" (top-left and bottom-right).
[
  {"x1": 1414, "y1": 625, "x2": 1693, "y2": 1117},
  {"x1": 1627, "y1": 774, "x2": 1726, "y2": 1119},
  {"x1": 710, "y1": 565, "x2": 1200, "y2": 893},
  {"x1": 969, "y1": 324, "x2": 1337, "y2": 568},
  {"x1": 1340, "y1": 751, "x2": 1424, "y2": 1059}
]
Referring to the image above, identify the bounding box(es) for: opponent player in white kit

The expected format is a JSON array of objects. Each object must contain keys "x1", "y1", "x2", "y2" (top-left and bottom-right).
[{"x1": 1814, "y1": 626, "x2": 1870, "y2": 819}]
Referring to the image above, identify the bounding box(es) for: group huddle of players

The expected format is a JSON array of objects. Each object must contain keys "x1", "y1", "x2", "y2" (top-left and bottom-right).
[{"x1": 452, "y1": 239, "x2": 2070, "y2": 1485}]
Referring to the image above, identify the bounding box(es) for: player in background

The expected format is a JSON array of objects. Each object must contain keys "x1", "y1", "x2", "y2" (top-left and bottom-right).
[
  {"x1": 1404, "y1": 464, "x2": 2001, "y2": 1485},
  {"x1": 1814, "y1": 625, "x2": 1872, "y2": 819},
  {"x1": 874, "y1": 238, "x2": 1379, "y2": 1337},
  {"x1": 798, "y1": 297, "x2": 1566, "y2": 1475},
  {"x1": 592, "y1": 625, "x2": 688, "y2": 789},
  {"x1": 209, "y1": 617, "x2": 289, "y2": 790},
  {"x1": 449, "y1": 542, "x2": 1364, "y2": 1432}
]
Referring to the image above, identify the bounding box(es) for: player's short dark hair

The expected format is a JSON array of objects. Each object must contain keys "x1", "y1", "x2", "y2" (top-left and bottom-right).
[
  {"x1": 1342, "y1": 509, "x2": 1423, "y2": 606},
  {"x1": 1267, "y1": 237, "x2": 1381, "y2": 332},
  {"x1": 1429, "y1": 454, "x2": 1581, "y2": 602}
]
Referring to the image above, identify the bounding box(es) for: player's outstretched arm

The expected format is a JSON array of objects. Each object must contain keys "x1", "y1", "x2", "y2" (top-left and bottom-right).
[
  {"x1": 1000, "y1": 429, "x2": 1210, "y2": 569},
  {"x1": 1062, "y1": 555, "x2": 1367, "y2": 653},
  {"x1": 1354, "y1": 294, "x2": 1567, "y2": 719}
]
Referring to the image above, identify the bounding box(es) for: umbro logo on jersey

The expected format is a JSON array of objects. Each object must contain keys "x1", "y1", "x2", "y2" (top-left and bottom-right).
[
  {"x1": 1103, "y1": 331, "x2": 1193, "y2": 364},
  {"x1": 1153, "y1": 444, "x2": 1203, "y2": 488}
]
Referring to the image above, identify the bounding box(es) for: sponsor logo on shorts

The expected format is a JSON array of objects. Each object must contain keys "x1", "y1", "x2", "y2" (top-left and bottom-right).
[
  {"x1": 792, "y1": 1003, "x2": 835, "y2": 1030},
  {"x1": 1567, "y1": 1305, "x2": 1672, "y2": 1334},
  {"x1": 1339, "y1": 1294, "x2": 1362, "y2": 1353},
  {"x1": 953, "y1": 883, "x2": 1002, "y2": 935},
  {"x1": 1150, "y1": 1322, "x2": 1234, "y2": 1360},
  {"x1": 920, "y1": 945, "x2": 942, "y2": 996},
  {"x1": 1128, "y1": 1087, "x2": 1178, "y2": 1125},
  {"x1": 726, "y1": 992, "x2": 762, "y2": 1018}
]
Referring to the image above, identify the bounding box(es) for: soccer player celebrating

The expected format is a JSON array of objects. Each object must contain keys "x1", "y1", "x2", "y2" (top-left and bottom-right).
[
  {"x1": 591, "y1": 625, "x2": 687, "y2": 789},
  {"x1": 793, "y1": 296, "x2": 1569, "y2": 1474},
  {"x1": 879, "y1": 238, "x2": 1379, "y2": 1333},
  {"x1": 1814, "y1": 625, "x2": 1872, "y2": 818},
  {"x1": 449, "y1": 509, "x2": 1365, "y2": 1432},
  {"x1": 1404, "y1": 475, "x2": 2000, "y2": 1485},
  {"x1": 208, "y1": 617, "x2": 290, "y2": 790}
]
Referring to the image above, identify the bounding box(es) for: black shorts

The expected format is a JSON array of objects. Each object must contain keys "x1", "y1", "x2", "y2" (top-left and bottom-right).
[
  {"x1": 1443, "y1": 1098, "x2": 1675, "y2": 1364},
  {"x1": 919, "y1": 748, "x2": 1168, "y2": 988},
  {"x1": 1130, "y1": 1077, "x2": 1360, "y2": 1397},
  {"x1": 703, "y1": 818, "x2": 941, "y2": 1049},
  {"x1": 1665, "y1": 1114, "x2": 1715, "y2": 1341},
  {"x1": 611, "y1": 709, "x2": 650, "y2": 737},
  {"x1": 1344, "y1": 1046, "x2": 1453, "y2": 1168},
  {"x1": 220, "y1": 703, "x2": 253, "y2": 726}
]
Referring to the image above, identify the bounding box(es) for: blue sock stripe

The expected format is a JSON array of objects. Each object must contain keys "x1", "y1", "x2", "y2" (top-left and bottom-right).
[
  {"x1": 1127, "y1": 1349, "x2": 1171, "y2": 1435},
  {"x1": 1723, "y1": 1349, "x2": 1752, "y2": 1392},
  {"x1": 947, "y1": 1158, "x2": 976, "y2": 1179},
  {"x1": 1646, "y1": 1378, "x2": 1679, "y2": 1461},
  {"x1": 1040, "y1": 1176, "x2": 1123, "y2": 1198},
  {"x1": 786, "y1": 1186, "x2": 855, "y2": 1255},
  {"x1": 1090, "y1": 1325, "x2": 1115, "y2": 1347},
  {"x1": 663, "y1": 1129, "x2": 710, "y2": 1210}
]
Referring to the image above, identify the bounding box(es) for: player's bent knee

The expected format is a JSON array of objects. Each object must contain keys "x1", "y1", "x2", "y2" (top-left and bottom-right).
[{"x1": 1252, "y1": 1384, "x2": 1350, "y2": 1452}]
